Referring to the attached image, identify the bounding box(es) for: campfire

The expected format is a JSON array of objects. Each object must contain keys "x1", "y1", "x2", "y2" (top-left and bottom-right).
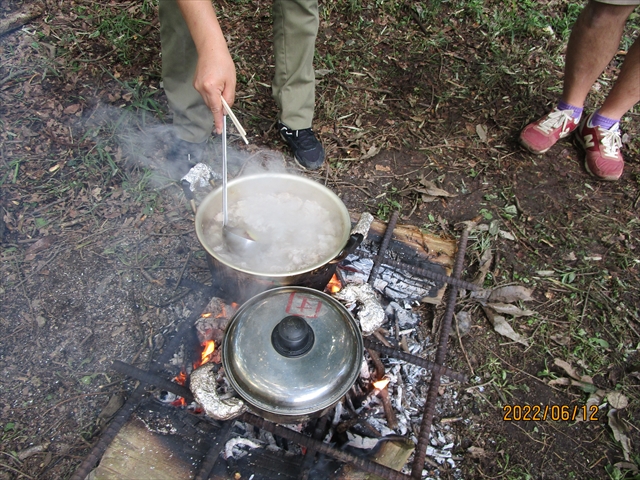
[{"x1": 77, "y1": 211, "x2": 473, "y2": 480}]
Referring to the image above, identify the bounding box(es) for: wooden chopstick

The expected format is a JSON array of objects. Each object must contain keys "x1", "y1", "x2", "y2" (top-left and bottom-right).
[{"x1": 221, "y1": 97, "x2": 249, "y2": 144}]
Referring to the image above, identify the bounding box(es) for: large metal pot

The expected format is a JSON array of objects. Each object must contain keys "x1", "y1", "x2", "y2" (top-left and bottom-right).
[
  {"x1": 222, "y1": 287, "x2": 364, "y2": 423},
  {"x1": 195, "y1": 173, "x2": 357, "y2": 302}
]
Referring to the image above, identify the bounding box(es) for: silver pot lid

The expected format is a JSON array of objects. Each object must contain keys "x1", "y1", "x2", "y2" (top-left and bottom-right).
[{"x1": 222, "y1": 287, "x2": 363, "y2": 417}]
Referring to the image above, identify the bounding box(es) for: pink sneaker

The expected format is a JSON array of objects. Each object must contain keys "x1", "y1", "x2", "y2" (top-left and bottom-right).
[
  {"x1": 577, "y1": 112, "x2": 624, "y2": 181},
  {"x1": 519, "y1": 108, "x2": 580, "y2": 154}
]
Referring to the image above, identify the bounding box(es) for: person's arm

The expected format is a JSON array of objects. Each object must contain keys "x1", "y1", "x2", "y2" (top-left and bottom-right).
[{"x1": 176, "y1": 0, "x2": 236, "y2": 134}]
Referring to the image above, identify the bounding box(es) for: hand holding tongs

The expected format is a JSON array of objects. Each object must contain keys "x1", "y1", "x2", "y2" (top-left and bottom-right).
[{"x1": 221, "y1": 97, "x2": 248, "y2": 145}]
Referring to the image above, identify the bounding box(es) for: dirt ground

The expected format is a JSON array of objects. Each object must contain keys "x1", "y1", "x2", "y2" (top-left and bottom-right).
[{"x1": 1, "y1": 0, "x2": 639, "y2": 479}]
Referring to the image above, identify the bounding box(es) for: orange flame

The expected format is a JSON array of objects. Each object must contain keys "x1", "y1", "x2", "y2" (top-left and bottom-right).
[
  {"x1": 201, "y1": 340, "x2": 215, "y2": 365},
  {"x1": 373, "y1": 378, "x2": 390, "y2": 390},
  {"x1": 326, "y1": 274, "x2": 342, "y2": 294},
  {"x1": 173, "y1": 371, "x2": 187, "y2": 386}
]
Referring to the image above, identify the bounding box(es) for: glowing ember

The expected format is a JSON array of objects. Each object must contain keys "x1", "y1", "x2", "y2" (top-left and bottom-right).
[
  {"x1": 201, "y1": 312, "x2": 213, "y2": 318},
  {"x1": 373, "y1": 378, "x2": 390, "y2": 390},
  {"x1": 174, "y1": 371, "x2": 187, "y2": 386},
  {"x1": 326, "y1": 273, "x2": 342, "y2": 294}
]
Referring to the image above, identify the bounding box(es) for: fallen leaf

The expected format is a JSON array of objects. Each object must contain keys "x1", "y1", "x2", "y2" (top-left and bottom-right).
[
  {"x1": 25, "y1": 236, "x2": 57, "y2": 257},
  {"x1": 483, "y1": 307, "x2": 528, "y2": 346},
  {"x1": 550, "y1": 332, "x2": 570, "y2": 346},
  {"x1": 536, "y1": 270, "x2": 555, "y2": 276},
  {"x1": 486, "y1": 303, "x2": 535, "y2": 317},
  {"x1": 361, "y1": 145, "x2": 380, "y2": 160},
  {"x1": 418, "y1": 179, "x2": 456, "y2": 198},
  {"x1": 467, "y1": 446, "x2": 487, "y2": 458},
  {"x1": 375, "y1": 164, "x2": 391, "y2": 172},
  {"x1": 576, "y1": 390, "x2": 605, "y2": 421},
  {"x1": 475, "y1": 124, "x2": 488, "y2": 142},
  {"x1": 498, "y1": 230, "x2": 515, "y2": 240},
  {"x1": 608, "y1": 409, "x2": 632, "y2": 461},
  {"x1": 63, "y1": 104, "x2": 80, "y2": 114},
  {"x1": 607, "y1": 391, "x2": 628, "y2": 410},
  {"x1": 488, "y1": 285, "x2": 534, "y2": 303},
  {"x1": 548, "y1": 377, "x2": 571, "y2": 386},
  {"x1": 554, "y1": 358, "x2": 582, "y2": 381},
  {"x1": 473, "y1": 248, "x2": 493, "y2": 286}
]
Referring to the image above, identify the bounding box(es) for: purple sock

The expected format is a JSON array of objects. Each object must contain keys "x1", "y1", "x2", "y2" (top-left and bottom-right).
[
  {"x1": 557, "y1": 100, "x2": 583, "y2": 119},
  {"x1": 590, "y1": 110, "x2": 619, "y2": 130}
]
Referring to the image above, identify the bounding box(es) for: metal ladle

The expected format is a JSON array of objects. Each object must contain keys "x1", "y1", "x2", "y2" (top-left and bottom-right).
[{"x1": 221, "y1": 115, "x2": 257, "y2": 253}]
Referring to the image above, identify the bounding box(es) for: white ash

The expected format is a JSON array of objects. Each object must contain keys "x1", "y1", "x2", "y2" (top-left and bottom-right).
[
  {"x1": 375, "y1": 268, "x2": 437, "y2": 302},
  {"x1": 190, "y1": 363, "x2": 247, "y2": 420},
  {"x1": 359, "y1": 356, "x2": 371, "y2": 380},
  {"x1": 169, "y1": 344, "x2": 185, "y2": 367},
  {"x1": 339, "y1": 255, "x2": 436, "y2": 303},
  {"x1": 387, "y1": 301, "x2": 421, "y2": 327},
  {"x1": 346, "y1": 431, "x2": 379, "y2": 449},
  {"x1": 224, "y1": 437, "x2": 263, "y2": 459},
  {"x1": 205, "y1": 191, "x2": 344, "y2": 274},
  {"x1": 338, "y1": 256, "x2": 373, "y2": 284},
  {"x1": 333, "y1": 283, "x2": 386, "y2": 336}
]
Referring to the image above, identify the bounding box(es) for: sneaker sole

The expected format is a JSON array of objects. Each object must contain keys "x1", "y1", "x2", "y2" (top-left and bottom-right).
[
  {"x1": 519, "y1": 138, "x2": 550, "y2": 155},
  {"x1": 575, "y1": 132, "x2": 622, "y2": 181}
]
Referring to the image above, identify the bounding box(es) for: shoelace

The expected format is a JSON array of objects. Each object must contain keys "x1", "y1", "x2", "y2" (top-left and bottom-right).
[
  {"x1": 598, "y1": 124, "x2": 622, "y2": 158},
  {"x1": 537, "y1": 109, "x2": 575, "y2": 134},
  {"x1": 282, "y1": 127, "x2": 318, "y2": 150}
]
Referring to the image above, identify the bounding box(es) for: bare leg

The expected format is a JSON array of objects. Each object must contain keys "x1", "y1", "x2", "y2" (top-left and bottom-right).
[
  {"x1": 598, "y1": 36, "x2": 640, "y2": 119},
  {"x1": 562, "y1": 1, "x2": 636, "y2": 108}
]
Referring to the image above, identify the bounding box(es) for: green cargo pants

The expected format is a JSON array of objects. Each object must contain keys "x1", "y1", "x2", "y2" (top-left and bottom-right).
[{"x1": 159, "y1": 0, "x2": 318, "y2": 144}]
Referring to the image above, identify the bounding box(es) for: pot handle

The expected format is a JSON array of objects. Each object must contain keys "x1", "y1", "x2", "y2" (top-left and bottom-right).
[{"x1": 329, "y1": 233, "x2": 363, "y2": 265}]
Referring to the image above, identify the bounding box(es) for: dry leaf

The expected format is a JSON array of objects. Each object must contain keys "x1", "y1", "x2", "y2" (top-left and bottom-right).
[
  {"x1": 473, "y1": 248, "x2": 493, "y2": 286},
  {"x1": 576, "y1": 390, "x2": 604, "y2": 421},
  {"x1": 25, "y1": 236, "x2": 57, "y2": 257},
  {"x1": 607, "y1": 391, "x2": 628, "y2": 410},
  {"x1": 467, "y1": 446, "x2": 487, "y2": 458},
  {"x1": 418, "y1": 179, "x2": 456, "y2": 198},
  {"x1": 488, "y1": 285, "x2": 534, "y2": 303},
  {"x1": 498, "y1": 230, "x2": 515, "y2": 240},
  {"x1": 483, "y1": 307, "x2": 529, "y2": 346},
  {"x1": 375, "y1": 164, "x2": 391, "y2": 172},
  {"x1": 486, "y1": 303, "x2": 535, "y2": 317},
  {"x1": 548, "y1": 377, "x2": 571, "y2": 386},
  {"x1": 554, "y1": 358, "x2": 582, "y2": 381},
  {"x1": 550, "y1": 332, "x2": 570, "y2": 346},
  {"x1": 63, "y1": 104, "x2": 80, "y2": 114},
  {"x1": 475, "y1": 124, "x2": 488, "y2": 142},
  {"x1": 608, "y1": 410, "x2": 632, "y2": 461},
  {"x1": 361, "y1": 145, "x2": 380, "y2": 160}
]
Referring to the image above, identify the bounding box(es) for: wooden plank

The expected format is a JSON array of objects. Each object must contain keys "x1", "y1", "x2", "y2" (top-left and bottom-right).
[{"x1": 90, "y1": 418, "x2": 195, "y2": 480}]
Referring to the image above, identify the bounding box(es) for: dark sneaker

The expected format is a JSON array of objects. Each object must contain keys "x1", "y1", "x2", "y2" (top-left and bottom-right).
[
  {"x1": 519, "y1": 108, "x2": 580, "y2": 154},
  {"x1": 165, "y1": 137, "x2": 207, "y2": 179},
  {"x1": 277, "y1": 122, "x2": 325, "y2": 170},
  {"x1": 577, "y1": 112, "x2": 624, "y2": 181}
]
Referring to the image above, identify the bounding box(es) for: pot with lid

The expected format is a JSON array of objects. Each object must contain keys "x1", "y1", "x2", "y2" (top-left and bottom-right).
[
  {"x1": 194, "y1": 173, "x2": 359, "y2": 302},
  {"x1": 222, "y1": 286, "x2": 364, "y2": 423}
]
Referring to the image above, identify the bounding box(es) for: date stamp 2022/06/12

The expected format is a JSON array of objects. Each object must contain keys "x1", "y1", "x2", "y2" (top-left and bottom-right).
[{"x1": 503, "y1": 404, "x2": 599, "y2": 422}]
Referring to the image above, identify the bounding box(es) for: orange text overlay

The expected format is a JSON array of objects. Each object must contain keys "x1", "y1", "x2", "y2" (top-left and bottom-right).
[{"x1": 503, "y1": 404, "x2": 599, "y2": 422}]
